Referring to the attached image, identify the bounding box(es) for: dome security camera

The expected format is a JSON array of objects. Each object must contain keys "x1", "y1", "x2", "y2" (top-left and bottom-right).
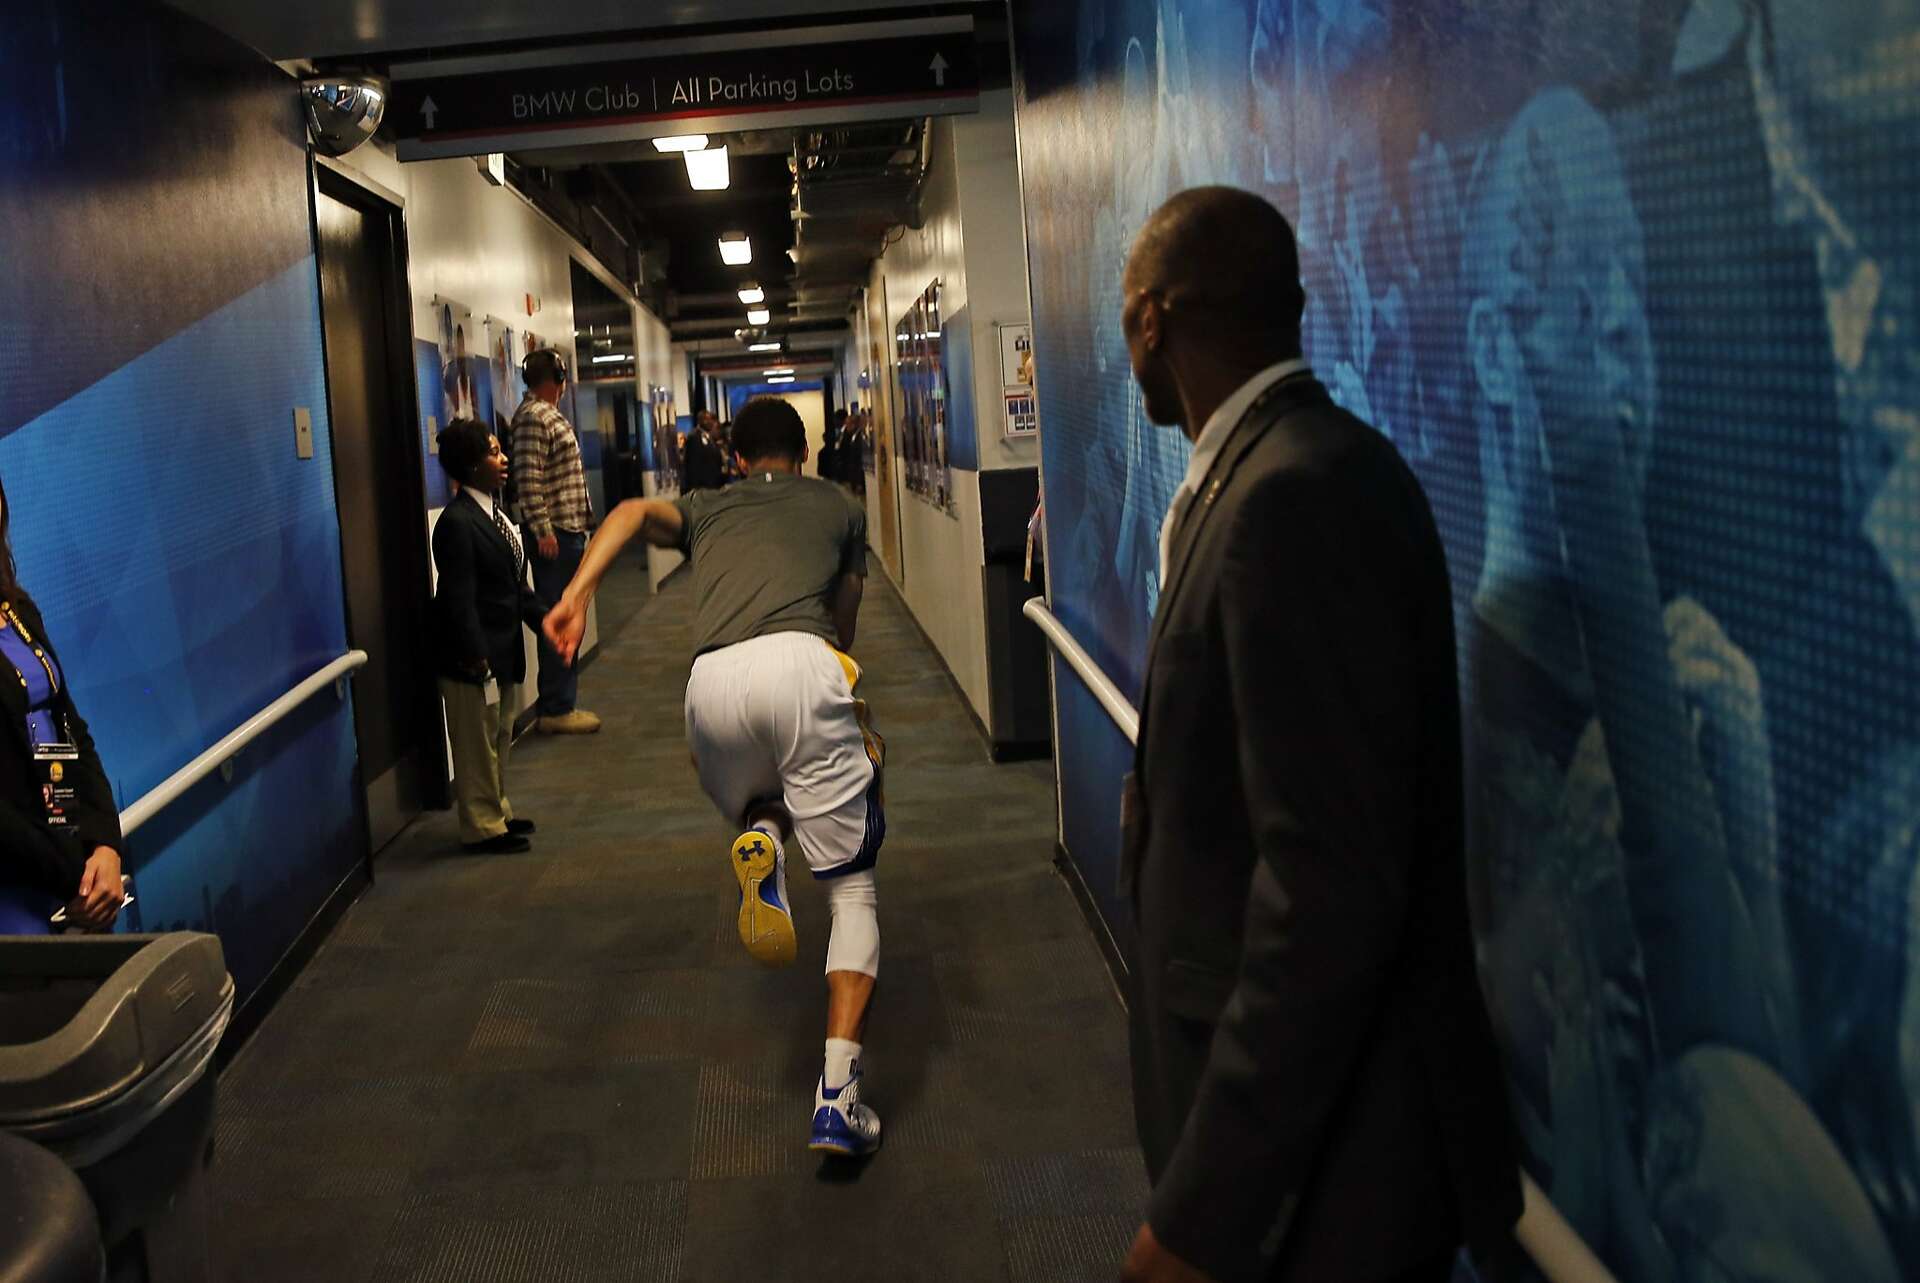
[{"x1": 303, "y1": 77, "x2": 387, "y2": 157}]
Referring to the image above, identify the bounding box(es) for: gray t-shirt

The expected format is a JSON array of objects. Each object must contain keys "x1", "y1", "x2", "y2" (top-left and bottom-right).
[{"x1": 674, "y1": 472, "x2": 868, "y2": 658}]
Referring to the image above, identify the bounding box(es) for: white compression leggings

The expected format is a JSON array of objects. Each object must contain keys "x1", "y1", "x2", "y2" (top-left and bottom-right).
[{"x1": 823, "y1": 870, "x2": 879, "y2": 978}]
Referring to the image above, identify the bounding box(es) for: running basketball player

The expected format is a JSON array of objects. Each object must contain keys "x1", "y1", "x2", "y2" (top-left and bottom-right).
[{"x1": 543, "y1": 397, "x2": 884, "y2": 1157}]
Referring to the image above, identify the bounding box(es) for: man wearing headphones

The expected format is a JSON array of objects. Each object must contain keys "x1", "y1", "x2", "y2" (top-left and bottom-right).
[{"x1": 511, "y1": 348, "x2": 601, "y2": 735}]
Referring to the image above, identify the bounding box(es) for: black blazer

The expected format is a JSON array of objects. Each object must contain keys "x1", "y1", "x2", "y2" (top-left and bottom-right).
[
  {"x1": 683, "y1": 432, "x2": 725, "y2": 491},
  {"x1": 1122, "y1": 375, "x2": 1521, "y2": 1282},
  {"x1": 1, "y1": 593, "x2": 122, "y2": 899},
  {"x1": 431, "y1": 492, "x2": 548, "y2": 687}
]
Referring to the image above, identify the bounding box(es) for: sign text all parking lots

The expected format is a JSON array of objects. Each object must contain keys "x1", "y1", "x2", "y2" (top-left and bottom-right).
[{"x1": 391, "y1": 23, "x2": 980, "y2": 160}]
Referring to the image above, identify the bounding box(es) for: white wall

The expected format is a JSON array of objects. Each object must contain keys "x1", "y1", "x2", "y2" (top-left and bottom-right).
[
  {"x1": 954, "y1": 91, "x2": 1041, "y2": 474},
  {"x1": 863, "y1": 92, "x2": 1035, "y2": 736},
  {"x1": 868, "y1": 112, "x2": 988, "y2": 726}
]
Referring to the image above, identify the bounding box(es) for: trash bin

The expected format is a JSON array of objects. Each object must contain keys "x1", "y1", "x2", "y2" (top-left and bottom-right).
[
  {"x1": 0, "y1": 1129, "x2": 105, "y2": 1283},
  {"x1": 0, "y1": 933, "x2": 234, "y2": 1283}
]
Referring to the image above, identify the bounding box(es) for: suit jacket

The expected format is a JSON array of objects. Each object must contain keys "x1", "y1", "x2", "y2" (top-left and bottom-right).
[
  {"x1": 431, "y1": 492, "x2": 549, "y2": 687},
  {"x1": 1, "y1": 593, "x2": 121, "y2": 898},
  {"x1": 1123, "y1": 375, "x2": 1521, "y2": 1282},
  {"x1": 683, "y1": 432, "x2": 725, "y2": 491}
]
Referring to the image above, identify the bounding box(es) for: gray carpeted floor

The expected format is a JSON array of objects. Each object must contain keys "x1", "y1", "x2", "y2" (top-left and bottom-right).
[{"x1": 212, "y1": 550, "x2": 1146, "y2": 1282}]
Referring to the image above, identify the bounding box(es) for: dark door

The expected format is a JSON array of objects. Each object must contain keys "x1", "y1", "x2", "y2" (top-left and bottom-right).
[{"x1": 313, "y1": 170, "x2": 443, "y2": 852}]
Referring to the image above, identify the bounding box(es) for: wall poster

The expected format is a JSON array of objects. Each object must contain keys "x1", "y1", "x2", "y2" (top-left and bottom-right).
[
  {"x1": 998, "y1": 320, "x2": 1038, "y2": 438},
  {"x1": 435, "y1": 298, "x2": 482, "y2": 424},
  {"x1": 649, "y1": 384, "x2": 681, "y2": 491},
  {"x1": 895, "y1": 279, "x2": 952, "y2": 509},
  {"x1": 484, "y1": 315, "x2": 520, "y2": 442}
]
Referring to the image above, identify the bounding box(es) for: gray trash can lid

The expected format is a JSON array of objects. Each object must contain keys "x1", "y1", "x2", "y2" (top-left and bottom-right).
[{"x1": 0, "y1": 933, "x2": 234, "y2": 1151}]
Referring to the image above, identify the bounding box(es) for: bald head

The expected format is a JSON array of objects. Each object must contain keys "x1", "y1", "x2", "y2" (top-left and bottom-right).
[
  {"x1": 1121, "y1": 187, "x2": 1308, "y2": 433},
  {"x1": 1123, "y1": 186, "x2": 1306, "y2": 343}
]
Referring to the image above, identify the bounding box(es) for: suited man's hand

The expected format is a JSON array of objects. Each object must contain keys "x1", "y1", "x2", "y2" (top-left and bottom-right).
[{"x1": 1120, "y1": 1225, "x2": 1217, "y2": 1283}]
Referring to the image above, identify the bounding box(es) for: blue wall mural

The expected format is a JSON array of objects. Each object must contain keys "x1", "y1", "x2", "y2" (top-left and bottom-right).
[
  {"x1": 1014, "y1": 0, "x2": 1920, "y2": 1275},
  {"x1": 0, "y1": 2, "x2": 363, "y2": 1001}
]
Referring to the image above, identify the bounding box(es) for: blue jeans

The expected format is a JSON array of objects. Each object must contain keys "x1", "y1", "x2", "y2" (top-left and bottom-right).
[{"x1": 531, "y1": 529, "x2": 587, "y2": 716}]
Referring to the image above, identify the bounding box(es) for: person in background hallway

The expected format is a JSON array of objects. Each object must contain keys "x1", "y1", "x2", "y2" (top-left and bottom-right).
[
  {"x1": 431, "y1": 420, "x2": 547, "y2": 855},
  {"x1": 1113, "y1": 187, "x2": 1520, "y2": 1283},
  {"x1": 512, "y1": 348, "x2": 601, "y2": 735},
  {"x1": 845, "y1": 403, "x2": 869, "y2": 496},
  {"x1": 0, "y1": 473, "x2": 125, "y2": 934},
  {"x1": 545, "y1": 398, "x2": 886, "y2": 1159},
  {"x1": 819, "y1": 407, "x2": 846, "y2": 483},
  {"x1": 683, "y1": 410, "x2": 726, "y2": 492}
]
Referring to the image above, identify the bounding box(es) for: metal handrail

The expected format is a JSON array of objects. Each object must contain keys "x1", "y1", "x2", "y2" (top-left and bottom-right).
[
  {"x1": 1022, "y1": 599, "x2": 1616, "y2": 1283},
  {"x1": 1021, "y1": 599, "x2": 1138, "y2": 745},
  {"x1": 119, "y1": 650, "x2": 369, "y2": 836}
]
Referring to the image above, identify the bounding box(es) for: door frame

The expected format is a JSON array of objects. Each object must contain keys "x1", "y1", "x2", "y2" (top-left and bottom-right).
[{"x1": 308, "y1": 159, "x2": 449, "y2": 854}]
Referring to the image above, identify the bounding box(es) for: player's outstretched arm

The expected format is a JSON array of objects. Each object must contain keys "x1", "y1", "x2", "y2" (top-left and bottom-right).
[
  {"x1": 543, "y1": 499, "x2": 685, "y2": 662},
  {"x1": 832, "y1": 572, "x2": 864, "y2": 652}
]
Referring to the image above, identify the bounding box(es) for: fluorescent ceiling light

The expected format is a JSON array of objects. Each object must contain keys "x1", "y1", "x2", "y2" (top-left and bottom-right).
[
  {"x1": 748, "y1": 342, "x2": 783, "y2": 352},
  {"x1": 652, "y1": 134, "x2": 708, "y2": 152},
  {"x1": 746, "y1": 307, "x2": 771, "y2": 325},
  {"x1": 767, "y1": 376, "x2": 795, "y2": 385},
  {"x1": 591, "y1": 353, "x2": 632, "y2": 363},
  {"x1": 685, "y1": 145, "x2": 730, "y2": 190},
  {"x1": 718, "y1": 232, "x2": 752, "y2": 265},
  {"x1": 737, "y1": 285, "x2": 765, "y2": 305},
  {"x1": 763, "y1": 367, "x2": 795, "y2": 375}
]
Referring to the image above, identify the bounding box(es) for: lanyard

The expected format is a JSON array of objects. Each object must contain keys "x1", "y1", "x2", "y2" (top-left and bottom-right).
[{"x1": 0, "y1": 601, "x2": 58, "y2": 693}]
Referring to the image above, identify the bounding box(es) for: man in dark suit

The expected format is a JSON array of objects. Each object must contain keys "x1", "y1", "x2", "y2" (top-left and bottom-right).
[
  {"x1": 683, "y1": 410, "x2": 726, "y2": 491},
  {"x1": 1114, "y1": 187, "x2": 1521, "y2": 1283}
]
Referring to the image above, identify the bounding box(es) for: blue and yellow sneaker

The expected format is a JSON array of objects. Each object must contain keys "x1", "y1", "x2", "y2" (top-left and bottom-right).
[
  {"x1": 810, "y1": 1064, "x2": 882, "y2": 1156},
  {"x1": 730, "y1": 829, "x2": 796, "y2": 966}
]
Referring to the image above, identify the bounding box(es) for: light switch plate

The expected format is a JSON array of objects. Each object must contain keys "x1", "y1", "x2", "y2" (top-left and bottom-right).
[
  {"x1": 293, "y1": 407, "x2": 314, "y2": 459},
  {"x1": 428, "y1": 414, "x2": 439, "y2": 454}
]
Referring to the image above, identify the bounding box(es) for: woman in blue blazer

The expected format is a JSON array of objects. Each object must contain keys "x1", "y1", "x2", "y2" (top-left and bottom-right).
[{"x1": 0, "y1": 474, "x2": 126, "y2": 932}]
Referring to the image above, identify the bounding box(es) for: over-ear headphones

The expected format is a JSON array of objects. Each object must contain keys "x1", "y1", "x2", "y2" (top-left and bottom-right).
[{"x1": 522, "y1": 347, "x2": 569, "y2": 386}]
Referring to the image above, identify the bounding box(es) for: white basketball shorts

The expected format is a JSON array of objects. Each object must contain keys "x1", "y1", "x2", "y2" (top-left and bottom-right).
[{"x1": 684, "y1": 631, "x2": 886, "y2": 879}]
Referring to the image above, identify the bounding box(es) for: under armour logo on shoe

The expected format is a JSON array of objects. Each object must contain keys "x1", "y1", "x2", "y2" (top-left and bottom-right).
[{"x1": 744, "y1": 838, "x2": 767, "y2": 857}]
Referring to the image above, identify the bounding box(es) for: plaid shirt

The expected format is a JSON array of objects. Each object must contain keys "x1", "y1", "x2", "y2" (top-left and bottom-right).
[{"x1": 511, "y1": 392, "x2": 593, "y2": 538}]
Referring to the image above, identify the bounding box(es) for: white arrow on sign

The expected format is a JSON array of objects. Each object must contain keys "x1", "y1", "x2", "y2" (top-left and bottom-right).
[
  {"x1": 421, "y1": 95, "x2": 440, "y2": 130},
  {"x1": 929, "y1": 53, "x2": 949, "y2": 87}
]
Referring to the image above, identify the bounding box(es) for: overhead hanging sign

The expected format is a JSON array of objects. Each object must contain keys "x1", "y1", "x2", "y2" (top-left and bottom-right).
[{"x1": 389, "y1": 17, "x2": 980, "y2": 161}]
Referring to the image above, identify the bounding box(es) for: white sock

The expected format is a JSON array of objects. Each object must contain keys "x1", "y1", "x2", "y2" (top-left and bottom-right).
[
  {"x1": 751, "y1": 822, "x2": 785, "y2": 856},
  {"x1": 824, "y1": 1037, "x2": 861, "y2": 1090}
]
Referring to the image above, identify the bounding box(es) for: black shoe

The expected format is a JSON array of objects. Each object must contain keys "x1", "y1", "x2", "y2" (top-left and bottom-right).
[
  {"x1": 463, "y1": 833, "x2": 531, "y2": 854},
  {"x1": 507, "y1": 818, "x2": 536, "y2": 835}
]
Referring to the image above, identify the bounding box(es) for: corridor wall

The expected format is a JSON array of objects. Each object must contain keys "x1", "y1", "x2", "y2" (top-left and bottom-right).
[
  {"x1": 0, "y1": 2, "x2": 360, "y2": 1000},
  {"x1": 864, "y1": 92, "x2": 1041, "y2": 740},
  {"x1": 1013, "y1": 0, "x2": 1920, "y2": 1277}
]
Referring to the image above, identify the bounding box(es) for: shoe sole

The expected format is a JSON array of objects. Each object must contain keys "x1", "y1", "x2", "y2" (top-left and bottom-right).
[
  {"x1": 731, "y1": 831, "x2": 796, "y2": 967},
  {"x1": 809, "y1": 1116, "x2": 882, "y2": 1157},
  {"x1": 807, "y1": 1131, "x2": 882, "y2": 1157}
]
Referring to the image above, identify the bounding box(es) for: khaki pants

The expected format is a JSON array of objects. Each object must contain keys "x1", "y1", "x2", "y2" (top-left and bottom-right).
[{"x1": 439, "y1": 677, "x2": 518, "y2": 843}]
